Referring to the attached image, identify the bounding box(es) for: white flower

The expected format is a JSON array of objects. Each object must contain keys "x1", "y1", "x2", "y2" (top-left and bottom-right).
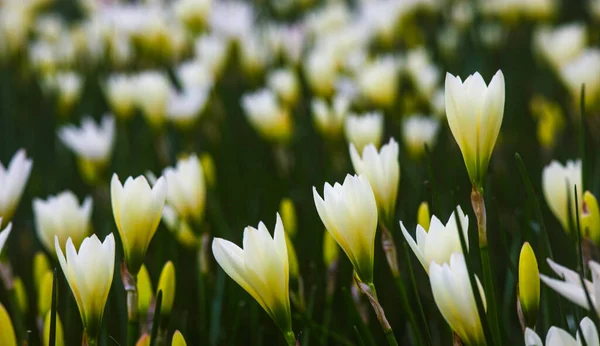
[
  {"x1": 406, "y1": 49, "x2": 440, "y2": 99},
  {"x1": 344, "y1": 112, "x2": 383, "y2": 152},
  {"x1": 534, "y1": 24, "x2": 586, "y2": 71},
  {"x1": 357, "y1": 56, "x2": 398, "y2": 108},
  {"x1": 55, "y1": 233, "x2": 115, "y2": 340},
  {"x1": 133, "y1": 71, "x2": 172, "y2": 128},
  {"x1": 559, "y1": 48, "x2": 600, "y2": 107},
  {"x1": 241, "y1": 89, "x2": 292, "y2": 143},
  {"x1": 176, "y1": 59, "x2": 214, "y2": 90},
  {"x1": 267, "y1": 68, "x2": 300, "y2": 106},
  {"x1": 542, "y1": 160, "x2": 582, "y2": 232},
  {"x1": 174, "y1": 0, "x2": 211, "y2": 31},
  {"x1": 104, "y1": 74, "x2": 137, "y2": 119},
  {"x1": 212, "y1": 214, "x2": 292, "y2": 333},
  {"x1": 540, "y1": 259, "x2": 600, "y2": 314},
  {"x1": 445, "y1": 70, "x2": 505, "y2": 186},
  {"x1": 54, "y1": 71, "x2": 83, "y2": 113},
  {"x1": 194, "y1": 34, "x2": 228, "y2": 77},
  {"x1": 0, "y1": 219, "x2": 12, "y2": 254},
  {"x1": 33, "y1": 191, "x2": 93, "y2": 255},
  {"x1": 524, "y1": 317, "x2": 599, "y2": 346},
  {"x1": 162, "y1": 154, "x2": 206, "y2": 222},
  {"x1": 167, "y1": 87, "x2": 210, "y2": 127},
  {"x1": 111, "y1": 174, "x2": 167, "y2": 276},
  {"x1": 209, "y1": 1, "x2": 254, "y2": 40},
  {"x1": 305, "y1": 48, "x2": 338, "y2": 97},
  {"x1": 402, "y1": 115, "x2": 440, "y2": 158},
  {"x1": 313, "y1": 174, "x2": 378, "y2": 283},
  {"x1": 312, "y1": 94, "x2": 350, "y2": 139},
  {"x1": 430, "y1": 252, "x2": 486, "y2": 346},
  {"x1": 58, "y1": 115, "x2": 115, "y2": 166},
  {"x1": 0, "y1": 149, "x2": 33, "y2": 222},
  {"x1": 349, "y1": 138, "x2": 399, "y2": 224},
  {"x1": 401, "y1": 206, "x2": 469, "y2": 272},
  {"x1": 239, "y1": 31, "x2": 271, "y2": 77}
]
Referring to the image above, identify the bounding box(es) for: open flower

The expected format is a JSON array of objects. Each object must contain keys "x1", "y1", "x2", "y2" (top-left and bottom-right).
[
  {"x1": 162, "y1": 154, "x2": 206, "y2": 223},
  {"x1": 55, "y1": 234, "x2": 115, "y2": 341},
  {"x1": 212, "y1": 214, "x2": 292, "y2": 335},
  {"x1": 313, "y1": 174, "x2": 378, "y2": 284},
  {"x1": 524, "y1": 317, "x2": 598, "y2": 346},
  {"x1": 540, "y1": 259, "x2": 600, "y2": 314},
  {"x1": 0, "y1": 149, "x2": 33, "y2": 222},
  {"x1": 111, "y1": 174, "x2": 167, "y2": 276},
  {"x1": 349, "y1": 138, "x2": 399, "y2": 225},
  {"x1": 33, "y1": 191, "x2": 92, "y2": 255},
  {"x1": 401, "y1": 206, "x2": 469, "y2": 273},
  {"x1": 430, "y1": 252, "x2": 486, "y2": 346},
  {"x1": 445, "y1": 70, "x2": 505, "y2": 187}
]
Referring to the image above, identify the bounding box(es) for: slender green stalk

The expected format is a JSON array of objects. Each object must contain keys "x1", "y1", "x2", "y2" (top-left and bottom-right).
[
  {"x1": 50, "y1": 269, "x2": 57, "y2": 346},
  {"x1": 149, "y1": 290, "x2": 163, "y2": 346},
  {"x1": 353, "y1": 326, "x2": 366, "y2": 346},
  {"x1": 354, "y1": 276, "x2": 399, "y2": 346},
  {"x1": 342, "y1": 287, "x2": 376, "y2": 346},
  {"x1": 319, "y1": 261, "x2": 338, "y2": 346},
  {"x1": 123, "y1": 268, "x2": 139, "y2": 346},
  {"x1": 283, "y1": 330, "x2": 296, "y2": 346}
]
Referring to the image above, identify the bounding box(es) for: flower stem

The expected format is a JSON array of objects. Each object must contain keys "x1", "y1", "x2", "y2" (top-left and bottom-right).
[
  {"x1": 284, "y1": 330, "x2": 296, "y2": 346},
  {"x1": 354, "y1": 277, "x2": 398, "y2": 346},
  {"x1": 122, "y1": 263, "x2": 139, "y2": 346}
]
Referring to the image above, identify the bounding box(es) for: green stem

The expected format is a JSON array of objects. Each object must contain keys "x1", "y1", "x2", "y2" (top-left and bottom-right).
[
  {"x1": 125, "y1": 278, "x2": 139, "y2": 346},
  {"x1": 127, "y1": 319, "x2": 139, "y2": 346},
  {"x1": 356, "y1": 278, "x2": 398, "y2": 346},
  {"x1": 283, "y1": 330, "x2": 296, "y2": 346}
]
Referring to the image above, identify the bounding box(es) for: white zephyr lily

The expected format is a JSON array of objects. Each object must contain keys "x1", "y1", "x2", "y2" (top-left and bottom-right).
[
  {"x1": 104, "y1": 74, "x2": 136, "y2": 119},
  {"x1": 55, "y1": 234, "x2": 115, "y2": 341},
  {"x1": 344, "y1": 112, "x2": 383, "y2": 153},
  {"x1": 540, "y1": 259, "x2": 600, "y2": 314},
  {"x1": 430, "y1": 252, "x2": 487, "y2": 346},
  {"x1": 313, "y1": 174, "x2": 378, "y2": 283},
  {"x1": 401, "y1": 206, "x2": 469, "y2": 273},
  {"x1": 111, "y1": 174, "x2": 167, "y2": 276},
  {"x1": 402, "y1": 115, "x2": 440, "y2": 158},
  {"x1": 212, "y1": 214, "x2": 292, "y2": 333},
  {"x1": 0, "y1": 149, "x2": 33, "y2": 222},
  {"x1": 58, "y1": 115, "x2": 115, "y2": 167},
  {"x1": 445, "y1": 70, "x2": 505, "y2": 186},
  {"x1": 542, "y1": 160, "x2": 581, "y2": 233},
  {"x1": 524, "y1": 317, "x2": 599, "y2": 346},
  {"x1": 33, "y1": 191, "x2": 93, "y2": 255},
  {"x1": 162, "y1": 154, "x2": 206, "y2": 222},
  {"x1": 0, "y1": 219, "x2": 12, "y2": 254},
  {"x1": 241, "y1": 89, "x2": 292, "y2": 143},
  {"x1": 349, "y1": 138, "x2": 399, "y2": 224},
  {"x1": 311, "y1": 94, "x2": 349, "y2": 139},
  {"x1": 167, "y1": 87, "x2": 210, "y2": 127}
]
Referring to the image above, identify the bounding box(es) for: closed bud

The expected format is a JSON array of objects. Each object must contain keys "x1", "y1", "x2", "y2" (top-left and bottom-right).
[
  {"x1": 401, "y1": 115, "x2": 439, "y2": 159},
  {"x1": 279, "y1": 198, "x2": 297, "y2": 238},
  {"x1": 163, "y1": 154, "x2": 206, "y2": 223},
  {"x1": 267, "y1": 68, "x2": 300, "y2": 106},
  {"x1": 33, "y1": 251, "x2": 51, "y2": 293},
  {"x1": 200, "y1": 153, "x2": 217, "y2": 188},
  {"x1": 518, "y1": 242, "x2": 540, "y2": 329},
  {"x1": 43, "y1": 312, "x2": 65, "y2": 346},
  {"x1": 417, "y1": 202, "x2": 431, "y2": 231},
  {"x1": 137, "y1": 265, "x2": 154, "y2": 319},
  {"x1": 0, "y1": 303, "x2": 17, "y2": 346},
  {"x1": 13, "y1": 277, "x2": 28, "y2": 314},
  {"x1": 104, "y1": 74, "x2": 136, "y2": 120},
  {"x1": 171, "y1": 330, "x2": 187, "y2": 346},
  {"x1": 357, "y1": 56, "x2": 398, "y2": 108},
  {"x1": 0, "y1": 150, "x2": 33, "y2": 223},
  {"x1": 582, "y1": 191, "x2": 600, "y2": 246},
  {"x1": 323, "y1": 231, "x2": 339, "y2": 268},
  {"x1": 38, "y1": 271, "x2": 54, "y2": 317},
  {"x1": 158, "y1": 261, "x2": 176, "y2": 319},
  {"x1": 542, "y1": 160, "x2": 581, "y2": 233},
  {"x1": 344, "y1": 112, "x2": 383, "y2": 153},
  {"x1": 241, "y1": 89, "x2": 293, "y2": 144}
]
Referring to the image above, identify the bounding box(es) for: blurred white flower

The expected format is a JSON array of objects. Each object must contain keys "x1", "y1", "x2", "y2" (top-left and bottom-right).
[
  {"x1": 0, "y1": 149, "x2": 32, "y2": 222},
  {"x1": 344, "y1": 112, "x2": 384, "y2": 152},
  {"x1": 105, "y1": 74, "x2": 137, "y2": 120},
  {"x1": 360, "y1": 0, "x2": 402, "y2": 44},
  {"x1": 210, "y1": 1, "x2": 254, "y2": 40},
  {"x1": 35, "y1": 15, "x2": 65, "y2": 43},
  {"x1": 33, "y1": 191, "x2": 92, "y2": 255},
  {"x1": 430, "y1": 88, "x2": 446, "y2": 118},
  {"x1": 559, "y1": 48, "x2": 600, "y2": 107},
  {"x1": 305, "y1": 48, "x2": 338, "y2": 97},
  {"x1": 534, "y1": 24, "x2": 586, "y2": 71},
  {"x1": 542, "y1": 160, "x2": 582, "y2": 232},
  {"x1": 406, "y1": 49, "x2": 440, "y2": 100},
  {"x1": 267, "y1": 68, "x2": 300, "y2": 106},
  {"x1": 28, "y1": 41, "x2": 57, "y2": 76},
  {"x1": 357, "y1": 56, "x2": 398, "y2": 108},
  {"x1": 167, "y1": 87, "x2": 210, "y2": 127},
  {"x1": 133, "y1": 71, "x2": 172, "y2": 128},
  {"x1": 58, "y1": 115, "x2": 115, "y2": 167},
  {"x1": 174, "y1": 0, "x2": 212, "y2": 31},
  {"x1": 524, "y1": 317, "x2": 598, "y2": 346},
  {"x1": 50, "y1": 71, "x2": 83, "y2": 115},
  {"x1": 402, "y1": 115, "x2": 439, "y2": 158},
  {"x1": 0, "y1": 5, "x2": 32, "y2": 55},
  {"x1": 241, "y1": 89, "x2": 292, "y2": 143},
  {"x1": 176, "y1": 59, "x2": 214, "y2": 90},
  {"x1": 306, "y1": 2, "x2": 350, "y2": 36},
  {"x1": 239, "y1": 31, "x2": 271, "y2": 77},
  {"x1": 312, "y1": 94, "x2": 350, "y2": 139},
  {"x1": 194, "y1": 34, "x2": 228, "y2": 78},
  {"x1": 162, "y1": 154, "x2": 206, "y2": 222}
]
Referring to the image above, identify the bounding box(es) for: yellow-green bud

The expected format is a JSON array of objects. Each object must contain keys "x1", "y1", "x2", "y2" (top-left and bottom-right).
[
  {"x1": 417, "y1": 201, "x2": 430, "y2": 231},
  {"x1": 279, "y1": 198, "x2": 297, "y2": 238},
  {"x1": 43, "y1": 312, "x2": 65, "y2": 346},
  {"x1": 323, "y1": 231, "x2": 339, "y2": 268},
  {"x1": 13, "y1": 277, "x2": 28, "y2": 314},
  {"x1": 38, "y1": 271, "x2": 54, "y2": 317},
  {"x1": 157, "y1": 261, "x2": 176, "y2": 318},
  {"x1": 200, "y1": 153, "x2": 216, "y2": 189},
  {"x1": 137, "y1": 264, "x2": 153, "y2": 318},
  {"x1": 518, "y1": 242, "x2": 540, "y2": 328},
  {"x1": 171, "y1": 330, "x2": 187, "y2": 346},
  {"x1": 33, "y1": 251, "x2": 51, "y2": 293},
  {"x1": 0, "y1": 303, "x2": 17, "y2": 346},
  {"x1": 286, "y1": 233, "x2": 300, "y2": 279},
  {"x1": 582, "y1": 191, "x2": 600, "y2": 246}
]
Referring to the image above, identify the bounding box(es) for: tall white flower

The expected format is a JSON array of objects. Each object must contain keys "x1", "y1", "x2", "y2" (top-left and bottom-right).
[
  {"x1": 212, "y1": 214, "x2": 293, "y2": 336},
  {"x1": 402, "y1": 115, "x2": 439, "y2": 158},
  {"x1": 176, "y1": 59, "x2": 214, "y2": 90},
  {"x1": 534, "y1": 24, "x2": 586, "y2": 71},
  {"x1": 241, "y1": 89, "x2": 292, "y2": 143},
  {"x1": 104, "y1": 74, "x2": 136, "y2": 120},
  {"x1": 559, "y1": 48, "x2": 600, "y2": 107},
  {"x1": 162, "y1": 154, "x2": 206, "y2": 222},
  {"x1": 540, "y1": 259, "x2": 600, "y2": 314},
  {"x1": 524, "y1": 317, "x2": 598, "y2": 346},
  {"x1": 0, "y1": 219, "x2": 12, "y2": 254},
  {"x1": 312, "y1": 94, "x2": 350, "y2": 139},
  {"x1": 401, "y1": 207, "x2": 469, "y2": 273},
  {"x1": 58, "y1": 115, "x2": 115, "y2": 168},
  {"x1": 349, "y1": 138, "x2": 399, "y2": 224},
  {"x1": 167, "y1": 87, "x2": 210, "y2": 128},
  {"x1": 406, "y1": 49, "x2": 441, "y2": 100},
  {"x1": 0, "y1": 149, "x2": 33, "y2": 222},
  {"x1": 267, "y1": 68, "x2": 300, "y2": 106},
  {"x1": 313, "y1": 174, "x2": 378, "y2": 283},
  {"x1": 344, "y1": 112, "x2": 383, "y2": 152},
  {"x1": 55, "y1": 234, "x2": 115, "y2": 342},
  {"x1": 133, "y1": 71, "x2": 172, "y2": 128},
  {"x1": 305, "y1": 48, "x2": 338, "y2": 97},
  {"x1": 430, "y1": 252, "x2": 486, "y2": 345},
  {"x1": 33, "y1": 191, "x2": 92, "y2": 255},
  {"x1": 445, "y1": 70, "x2": 505, "y2": 186},
  {"x1": 357, "y1": 56, "x2": 398, "y2": 108},
  {"x1": 194, "y1": 34, "x2": 228, "y2": 77},
  {"x1": 542, "y1": 160, "x2": 581, "y2": 232}
]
